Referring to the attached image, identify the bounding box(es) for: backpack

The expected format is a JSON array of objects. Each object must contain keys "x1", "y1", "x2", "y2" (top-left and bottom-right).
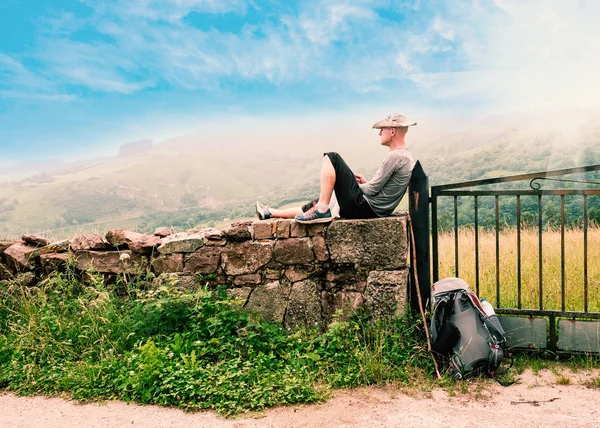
[{"x1": 429, "y1": 277, "x2": 510, "y2": 380}]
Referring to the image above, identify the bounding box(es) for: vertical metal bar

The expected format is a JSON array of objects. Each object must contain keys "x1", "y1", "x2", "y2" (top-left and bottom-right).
[
  {"x1": 517, "y1": 195, "x2": 522, "y2": 309},
  {"x1": 538, "y1": 195, "x2": 543, "y2": 310},
  {"x1": 454, "y1": 195, "x2": 459, "y2": 278},
  {"x1": 584, "y1": 194, "x2": 588, "y2": 313},
  {"x1": 474, "y1": 196, "x2": 480, "y2": 296},
  {"x1": 431, "y1": 188, "x2": 439, "y2": 283},
  {"x1": 495, "y1": 195, "x2": 500, "y2": 308},
  {"x1": 561, "y1": 195, "x2": 565, "y2": 312}
]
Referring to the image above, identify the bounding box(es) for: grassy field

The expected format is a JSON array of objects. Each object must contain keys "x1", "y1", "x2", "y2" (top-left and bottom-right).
[{"x1": 436, "y1": 227, "x2": 600, "y2": 312}]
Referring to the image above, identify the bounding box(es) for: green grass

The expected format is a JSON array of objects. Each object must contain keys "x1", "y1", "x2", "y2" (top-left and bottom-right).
[{"x1": 0, "y1": 270, "x2": 432, "y2": 416}]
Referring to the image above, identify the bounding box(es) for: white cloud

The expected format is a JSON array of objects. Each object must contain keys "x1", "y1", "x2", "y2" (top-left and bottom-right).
[
  {"x1": 431, "y1": 17, "x2": 454, "y2": 42},
  {"x1": 104, "y1": 0, "x2": 247, "y2": 21},
  {"x1": 298, "y1": 1, "x2": 378, "y2": 45},
  {"x1": 417, "y1": 1, "x2": 600, "y2": 110},
  {"x1": 34, "y1": 38, "x2": 154, "y2": 94},
  {"x1": 0, "y1": 90, "x2": 77, "y2": 101},
  {"x1": 0, "y1": 54, "x2": 75, "y2": 101},
  {"x1": 10, "y1": 0, "x2": 599, "y2": 113},
  {"x1": 7, "y1": 0, "x2": 413, "y2": 96},
  {"x1": 396, "y1": 53, "x2": 415, "y2": 72},
  {"x1": 38, "y1": 11, "x2": 86, "y2": 35}
]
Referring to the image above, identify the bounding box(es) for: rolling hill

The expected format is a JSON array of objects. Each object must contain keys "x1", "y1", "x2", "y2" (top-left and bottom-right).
[{"x1": 1, "y1": 109, "x2": 599, "y2": 239}]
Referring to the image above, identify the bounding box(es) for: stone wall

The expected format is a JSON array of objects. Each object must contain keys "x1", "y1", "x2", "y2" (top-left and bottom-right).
[{"x1": 0, "y1": 215, "x2": 409, "y2": 327}]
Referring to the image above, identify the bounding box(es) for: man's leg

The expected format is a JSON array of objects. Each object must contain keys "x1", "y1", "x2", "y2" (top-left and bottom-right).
[
  {"x1": 317, "y1": 155, "x2": 336, "y2": 207},
  {"x1": 318, "y1": 152, "x2": 377, "y2": 219},
  {"x1": 297, "y1": 152, "x2": 375, "y2": 223},
  {"x1": 295, "y1": 155, "x2": 339, "y2": 223},
  {"x1": 255, "y1": 200, "x2": 317, "y2": 220},
  {"x1": 268, "y1": 207, "x2": 303, "y2": 218}
]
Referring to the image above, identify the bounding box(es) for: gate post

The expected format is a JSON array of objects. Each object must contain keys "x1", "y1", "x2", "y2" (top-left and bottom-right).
[{"x1": 408, "y1": 161, "x2": 431, "y2": 313}]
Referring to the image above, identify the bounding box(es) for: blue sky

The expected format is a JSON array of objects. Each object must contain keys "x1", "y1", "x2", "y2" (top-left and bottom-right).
[{"x1": 1, "y1": 0, "x2": 598, "y2": 162}]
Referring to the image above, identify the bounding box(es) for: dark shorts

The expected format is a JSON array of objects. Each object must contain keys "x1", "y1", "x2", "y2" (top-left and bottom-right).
[{"x1": 301, "y1": 152, "x2": 377, "y2": 220}]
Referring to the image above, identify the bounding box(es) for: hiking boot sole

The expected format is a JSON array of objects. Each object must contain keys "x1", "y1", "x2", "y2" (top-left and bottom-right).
[{"x1": 295, "y1": 216, "x2": 333, "y2": 225}]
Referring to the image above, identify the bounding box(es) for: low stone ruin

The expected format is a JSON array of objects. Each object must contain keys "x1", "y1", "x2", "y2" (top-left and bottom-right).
[{"x1": 0, "y1": 215, "x2": 409, "y2": 327}]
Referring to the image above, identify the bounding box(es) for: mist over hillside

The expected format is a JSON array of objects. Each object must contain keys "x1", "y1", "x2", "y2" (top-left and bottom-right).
[{"x1": 1, "y1": 108, "x2": 599, "y2": 239}]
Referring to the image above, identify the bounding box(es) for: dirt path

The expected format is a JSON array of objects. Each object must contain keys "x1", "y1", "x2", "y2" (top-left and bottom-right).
[{"x1": 2, "y1": 369, "x2": 600, "y2": 428}]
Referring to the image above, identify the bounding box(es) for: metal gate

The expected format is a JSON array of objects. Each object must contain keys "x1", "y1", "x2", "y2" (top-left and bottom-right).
[{"x1": 409, "y1": 163, "x2": 600, "y2": 353}]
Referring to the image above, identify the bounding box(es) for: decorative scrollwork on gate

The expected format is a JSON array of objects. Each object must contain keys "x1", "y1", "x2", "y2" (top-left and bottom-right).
[{"x1": 529, "y1": 176, "x2": 600, "y2": 190}]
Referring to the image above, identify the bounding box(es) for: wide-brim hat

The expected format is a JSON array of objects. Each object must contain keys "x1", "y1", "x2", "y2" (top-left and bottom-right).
[{"x1": 372, "y1": 113, "x2": 417, "y2": 129}]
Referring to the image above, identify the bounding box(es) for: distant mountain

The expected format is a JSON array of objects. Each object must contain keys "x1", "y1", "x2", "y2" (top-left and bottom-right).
[
  {"x1": 119, "y1": 139, "x2": 153, "y2": 157},
  {"x1": 1, "y1": 110, "x2": 599, "y2": 239}
]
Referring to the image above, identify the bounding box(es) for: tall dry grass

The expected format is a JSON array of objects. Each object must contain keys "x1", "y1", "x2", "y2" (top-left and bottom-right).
[{"x1": 436, "y1": 226, "x2": 600, "y2": 312}]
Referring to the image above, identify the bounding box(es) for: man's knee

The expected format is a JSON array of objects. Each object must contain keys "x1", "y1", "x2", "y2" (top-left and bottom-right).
[
  {"x1": 324, "y1": 152, "x2": 341, "y2": 162},
  {"x1": 324, "y1": 152, "x2": 343, "y2": 170}
]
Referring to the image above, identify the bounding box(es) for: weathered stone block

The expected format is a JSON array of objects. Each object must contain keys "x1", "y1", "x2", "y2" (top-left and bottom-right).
[
  {"x1": 158, "y1": 232, "x2": 207, "y2": 254},
  {"x1": 200, "y1": 227, "x2": 223, "y2": 240},
  {"x1": 320, "y1": 290, "x2": 332, "y2": 318},
  {"x1": 0, "y1": 241, "x2": 17, "y2": 255},
  {"x1": 152, "y1": 273, "x2": 198, "y2": 290},
  {"x1": 4, "y1": 243, "x2": 38, "y2": 270},
  {"x1": 183, "y1": 246, "x2": 221, "y2": 274},
  {"x1": 364, "y1": 269, "x2": 408, "y2": 319},
  {"x1": 290, "y1": 221, "x2": 307, "y2": 238},
  {"x1": 245, "y1": 281, "x2": 290, "y2": 323},
  {"x1": 152, "y1": 253, "x2": 184, "y2": 274},
  {"x1": 326, "y1": 216, "x2": 408, "y2": 268},
  {"x1": 333, "y1": 291, "x2": 364, "y2": 318},
  {"x1": 71, "y1": 234, "x2": 110, "y2": 251},
  {"x1": 349, "y1": 280, "x2": 367, "y2": 293},
  {"x1": 285, "y1": 265, "x2": 312, "y2": 283},
  {"x1": 106, "y1": 229, "x2": 142, "y2": 246},
  {"x1": 222, "y1": 241, "x2": 273, "y2": 275},
  {"x1": 107, "y1": 230, "x2": 161, "y2": 254},
  {"x1": 306, "y1": 224, "x2": 327, "y2": 237},
  {"x1": 206, "y1": 239, "x2": 226, "y2": 247},
  {"x1": 153, "y1": 227, "x2": 171, "y2": 237},
  {"x1": 228, "y1": 287, "x2": 252, "y2": 305},
  {"x1": 22, "y1": 234, "x2": 50, "y2": 247},
  {"x1": 75, "y1": 250, "x2": 148, "y2": 274},
  {"x1": 233, "y1": 273, "x2": 261, "y2": 286},
  {"x1": 131, "y1": 234, "x2": 161, "y2": 254},
  {"x1": 264, "y1": 268, "x2": 282, "y2": 280},
  {"x1": 311, "y1": 236, "x2": 329, "y2": 261},
  {"x1": 40, "y1": 253, "x2": 71, "y2": 272},
  {"x1": 285, "y1": 279, "x2": 322, "y2": 329},
  {"x1": 224, "y1": 221, "x2": 252, "y2": 242},
  {"x1": 253, "y1": 221, "x2": 274, "y2": 239},
  {"x1": 273, "y1": 238, "x2": 314, "y2": 265},
  {"x1": 325, "y1": 263, "x2": 355, "y2": 283},
  {"x1": 26, "y1": 240, "x2": 71, "y2": 258},
  {"x1": 276, "y1": 220, "x2": 291, "y2": 238}
]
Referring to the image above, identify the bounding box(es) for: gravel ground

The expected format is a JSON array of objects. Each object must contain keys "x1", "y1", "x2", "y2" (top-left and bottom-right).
[{"x1": 2, "y1": 369, "x2": 600, "y2": 428}]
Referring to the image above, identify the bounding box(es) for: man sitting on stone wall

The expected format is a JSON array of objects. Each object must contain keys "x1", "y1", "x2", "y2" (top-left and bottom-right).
[{"x1": 255, "y1": 113, "x2": 416, "y2": 225}]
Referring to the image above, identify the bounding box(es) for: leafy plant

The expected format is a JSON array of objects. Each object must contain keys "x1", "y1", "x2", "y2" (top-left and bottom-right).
[{"x1": 0, "y1": 270, "x2": 432, "y2": 416}]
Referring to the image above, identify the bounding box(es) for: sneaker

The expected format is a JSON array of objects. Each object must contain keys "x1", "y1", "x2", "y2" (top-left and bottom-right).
[
  {"x1": 295, "y1": 208, "x2": 333, "y2": 224},
  {"x1": 255, "y1": 201, "x2": 272, "y2": 220}
]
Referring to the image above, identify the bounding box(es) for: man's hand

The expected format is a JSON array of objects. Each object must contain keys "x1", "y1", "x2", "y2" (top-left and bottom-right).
[{"x1": 355, "y1": 174, "x2": 367, "y2": 184}]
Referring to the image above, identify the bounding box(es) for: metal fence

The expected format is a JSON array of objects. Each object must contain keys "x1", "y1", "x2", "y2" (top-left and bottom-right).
[{"x1": 424, "y1": 164, "x2": 600, "y2": 352}]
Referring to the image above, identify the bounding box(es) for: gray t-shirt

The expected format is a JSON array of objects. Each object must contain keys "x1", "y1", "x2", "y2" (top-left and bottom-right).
[{"x1": 358, "y1": 148, "x2": 415, "y2": 216}]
